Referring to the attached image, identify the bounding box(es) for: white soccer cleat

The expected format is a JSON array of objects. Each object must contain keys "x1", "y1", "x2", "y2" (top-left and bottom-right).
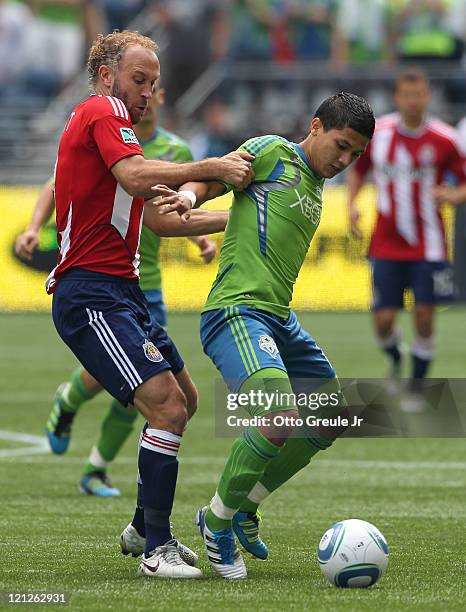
[
  {"x1": 120, "y1": 523, "x2": 145, "y2": 558},
  {"x1": 400, "y1": 391, "x2": 426, "y2": 414},
  {"x1": 196, "y1": 506, "x2": 247, "y2": 579},
  {"x1": 175, "y1": 539, "x2": 199, "y2": 567},
  {"x1": 120, "y1": 523, "x2": 199, "y2": 565},
  {"x1": 138, "y1": 540, "x2": 202, "y2": 579}
]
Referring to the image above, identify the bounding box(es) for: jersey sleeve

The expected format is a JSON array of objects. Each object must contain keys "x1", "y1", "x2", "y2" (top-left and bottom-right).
[
  {"x1": 352, "y1": 140, "x2": 373, "y2": 176},
  {"x1": 457, "y1": 118, "x2": 466, "y2": 156},
  {"x1": 92, "y1": 114, "x2": 144, "y2": 169},
  {"x1": 218, "y1": 136, "x2": 282, "y2": 194},
  {"x1": 239, "y1": 136, "x2": 279, "y2": 181},
  {"x1": 445, "y1": 138, "x2": 466, "y2": 183}
]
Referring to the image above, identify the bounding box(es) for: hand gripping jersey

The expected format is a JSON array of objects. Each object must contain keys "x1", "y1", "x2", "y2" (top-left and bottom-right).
[
  {"x1": 46, "y1": 95, "x2": 145, "y2": 293},
  {"x1": 138, "y1": 127, "x2": 193, "y2": 292},
  {"x1": 354, "y1": 113, "x2": 466, "y2": 262},
  {"x1": 204, "y1": 135, "x2": 325, "y2": 319}
]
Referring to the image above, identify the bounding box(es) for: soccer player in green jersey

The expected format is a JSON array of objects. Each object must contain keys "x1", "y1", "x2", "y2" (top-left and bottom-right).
[
  {"x1": 15, "y1": 86, "x2": 227, "y2": 501},
  {"x1": 154, "y1": 92, "x2": 375, "y2": 578}
]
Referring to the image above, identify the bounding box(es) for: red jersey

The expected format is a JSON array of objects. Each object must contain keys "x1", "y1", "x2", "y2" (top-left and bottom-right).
[
  {"x1": 46, "y1": 95, "x2": 145, "y2": 293},
  {"x1": 354, "y1": 113, "x2": 466, "y2": 261}
]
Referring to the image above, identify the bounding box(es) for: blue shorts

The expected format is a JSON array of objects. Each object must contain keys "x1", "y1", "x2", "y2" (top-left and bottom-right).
[
  {"x1": 371, "y1": 259, "x2": 454, "y2": 310},
  {"x1": 52, "y1": 269, "x2": 184, "y2": 406},
  {"x1": 200, "y1": 305, "x2": 335, "y2": 393},
  {"x1": 143, "y1": 288, "x2": 168, "y2": 328}
]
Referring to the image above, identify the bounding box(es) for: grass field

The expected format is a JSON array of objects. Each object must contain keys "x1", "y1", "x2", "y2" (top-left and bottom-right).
[{"x1": 0, "y1": 309, "x2": 465, "y2": 611}]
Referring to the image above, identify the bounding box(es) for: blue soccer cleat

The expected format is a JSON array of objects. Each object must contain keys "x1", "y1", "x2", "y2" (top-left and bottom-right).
[
  {"x1": 46, "y1": 383, "x2": 75, "y2": 455},
  {"x1": 80, "y1": 471, "x2": 121, "y2": 497},
  {"x1": 232, "y1": 511, "x2": 269, "y2": 560},
  {"x1": 195, "y1": 506, "x2": 247, "y2": 579}
]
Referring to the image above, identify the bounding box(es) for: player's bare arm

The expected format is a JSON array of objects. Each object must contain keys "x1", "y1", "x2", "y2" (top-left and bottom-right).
[
  {"x1": 15, "y1": 177, "x2": 55, "y2": 261},
  {"x1": 150, "y1": 181, "x2": 227, "y2": 219},
  {"x1": 347, "y1": 168, "x2": 365, "y2": 239},
  {"x1": 433, "y1": 182, "x2": 466, "y2": 207},
  {"x1": 188, "y1": 236, "x2": 217, "y2": 263},
  {"x1": 143, "y1": 205, "x2": 228, "y2": 237},
  {"x1": 111, "y1": 151, "x2": 254, "y2": 198}
]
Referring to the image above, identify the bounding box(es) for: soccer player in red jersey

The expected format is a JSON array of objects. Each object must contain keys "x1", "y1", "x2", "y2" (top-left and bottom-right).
[
  {"x1": 48, "y1": 30, "x2": 254, "y2": 579},
  {"x1": 348, "y1": 67, "x2": 466, "y2": 412}
]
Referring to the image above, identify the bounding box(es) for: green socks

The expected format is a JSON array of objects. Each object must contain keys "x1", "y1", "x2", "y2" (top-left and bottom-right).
[
  {"x1": 206, "y1": 427, "x2": 280, "y2": 531},
  {"x1": 83, "y1": 400, "x2": 138, "y2": 476},
  {"x1": 239, "y1": 436, "x2": 325, "y2": 513},
  {"x1": 61, "y1": 367, "x2": 97, "y2": 413}
]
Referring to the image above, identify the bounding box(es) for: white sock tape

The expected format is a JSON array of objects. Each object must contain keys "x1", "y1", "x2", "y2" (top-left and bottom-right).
[{"x1": 247, "y1": 482, "x2": 271, "y2": 504}]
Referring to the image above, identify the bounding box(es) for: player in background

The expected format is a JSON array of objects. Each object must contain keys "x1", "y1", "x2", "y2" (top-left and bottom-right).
[
  {"x1": 48, "y1": 30, "x2": 253, "y2": 579},
  {"x1": 347, "y1": 67, "x2": 466, "y2": 412},
  {"x1": 16, "y1": 85, "x2": 222, "y2": 499},
  {"x1": 457, "y1": 116, "x2": 466, "y2": 154},
  {"x1": 154, "y1": 92, "x2": 375, "y2": 578}
]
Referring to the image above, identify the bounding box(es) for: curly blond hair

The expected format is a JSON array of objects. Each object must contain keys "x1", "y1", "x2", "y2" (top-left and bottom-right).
[{"x1": 87, "y1": 31, "x2": 158, "y2": 88}]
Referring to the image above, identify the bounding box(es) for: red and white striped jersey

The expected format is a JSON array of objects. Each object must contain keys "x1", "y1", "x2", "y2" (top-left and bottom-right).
[
  {"x1": 46, "y1": 95, "x2": 145, "y2": 293},
  {"x1": 354, "y1": 113, "x2": 466, "y2": 261}
]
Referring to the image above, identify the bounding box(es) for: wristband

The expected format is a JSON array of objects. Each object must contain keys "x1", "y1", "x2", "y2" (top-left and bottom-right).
[{"x1": 178, "y1": 190, "x2": 197, "y2": 208}]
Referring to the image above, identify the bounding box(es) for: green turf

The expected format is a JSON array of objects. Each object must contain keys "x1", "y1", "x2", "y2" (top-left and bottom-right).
[{"x1": 0, "y1": 310, "x2": 465, "y2": 611}]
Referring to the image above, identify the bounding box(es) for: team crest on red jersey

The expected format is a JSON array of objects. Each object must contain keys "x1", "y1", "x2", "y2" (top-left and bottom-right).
[
  {"x1": 143, "y1": 339, "x2": 163, "y2": 362},
  {"x1": 120, "y1": 127, "x2": 139, "y2": 144}
]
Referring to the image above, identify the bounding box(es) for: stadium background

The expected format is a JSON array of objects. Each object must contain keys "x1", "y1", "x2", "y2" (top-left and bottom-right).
[
  {"x1": 1, "y1": 1, "x2": 465, "y2": 610},
  {"x1": 0, "y1": 186, "x2": 455, "y2": 312}
]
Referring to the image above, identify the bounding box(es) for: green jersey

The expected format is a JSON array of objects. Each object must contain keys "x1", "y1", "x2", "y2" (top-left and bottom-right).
[
  {"x1": 204, "y1": 135, "x2": 325, "y2": 318},
  {"x1": 139, "y1": 127, "x2": 193, "y2": 291}
]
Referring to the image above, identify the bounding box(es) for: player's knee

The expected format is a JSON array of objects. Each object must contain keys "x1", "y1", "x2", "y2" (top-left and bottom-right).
[
  {"x1": 415, "y1": 318, "x2": 434, "y2": 338},
  {"x1": 260, "y1": 408, "x2": 299, "y2": 446},
  {"x1": 376, "y1": 320, "x2": 393, "y2": 338},
  {"x1": 158, "y1": 385, "x2": 188, "y2": 431},
  {"x1": 138, "y1": 381, "x2": 188, "y2": 432},
  {"x1": 374, "y1": 310, "x2": 396, "y2": 337}
]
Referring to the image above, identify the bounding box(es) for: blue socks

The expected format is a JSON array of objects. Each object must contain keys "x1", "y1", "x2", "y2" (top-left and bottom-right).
[{"x1": 138, "y1": 426, "x2": 181, "y2": 555}]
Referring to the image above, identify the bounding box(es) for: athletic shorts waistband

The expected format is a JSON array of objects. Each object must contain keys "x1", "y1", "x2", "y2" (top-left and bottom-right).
[{"x1": 58, "y1": 268, "x2": 140, "y2": 285}]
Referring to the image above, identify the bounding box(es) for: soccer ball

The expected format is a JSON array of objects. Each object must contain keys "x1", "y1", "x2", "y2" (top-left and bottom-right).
[{"x1": 317, "y1": 519, "x2": 389, "y2": 588}]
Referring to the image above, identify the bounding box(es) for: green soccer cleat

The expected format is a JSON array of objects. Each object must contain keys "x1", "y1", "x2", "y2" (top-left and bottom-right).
[
  {"x1": 232, "y1": 511, "x2": 269, "y2": 560},
  {"x1": 46, "y1": 383, "x2": 75, "y2": 455}
]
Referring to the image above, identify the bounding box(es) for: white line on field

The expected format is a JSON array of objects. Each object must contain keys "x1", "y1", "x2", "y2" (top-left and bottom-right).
[
  {"x1": 0, "y1": 444, "x2": 465, "y2": 471},
  {"x1": 319, "y1": 459, "x2": 466, "y2": 470},
  {"x1": 0, "y1": 430, "x2": 49, "y2": 458}
]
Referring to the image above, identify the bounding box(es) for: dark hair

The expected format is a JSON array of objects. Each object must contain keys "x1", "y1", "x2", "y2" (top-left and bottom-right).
[
  {"x1": 394, "y1": 66, "x2": 430, "y2": 92},
  {"x1": 314, "y1": 92, "x2": 375, "y2": 140}
]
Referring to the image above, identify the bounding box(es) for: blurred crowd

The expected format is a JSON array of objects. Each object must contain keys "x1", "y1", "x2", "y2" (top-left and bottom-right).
[
  {"x1": 2, "y1": 0, "x2": 466, "y2": 99},
  {"x1": 1, "y1": 0, "x2": 466, "y2": 164}
]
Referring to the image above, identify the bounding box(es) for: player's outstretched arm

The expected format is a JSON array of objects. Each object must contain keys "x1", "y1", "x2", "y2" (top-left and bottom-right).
[
  {"x1": 188, "y1": 236, "x2": 217, "y2": 263},
  {"x1": 347, "y1": 168, "x2": 365, "y2": 240},
  {"x1": 433, "y1": 182, "x2": 466, "y2": 207},
  {"x1": 111, "y1": 151, "x2": 254, "y2": 197},
  {"x1": 15, "y1": 177, "x2": 55, "y2": 261},
  {"x1": 143, "y1": 206, "x2": 228, "y2": 237},
  {"x1": 147, "y1": 180, "x2": 228, "y2": 221},
  {"x1": 149, "y1": 180, "x2": 227, "y2": 219}
]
